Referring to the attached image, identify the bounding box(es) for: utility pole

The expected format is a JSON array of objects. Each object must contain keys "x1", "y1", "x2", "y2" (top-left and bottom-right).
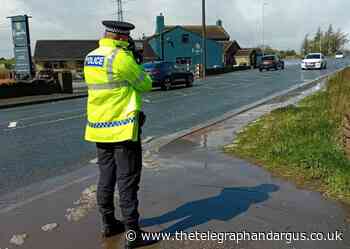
[
  {"x1": 117, "y1": 0, "x2": 124, "y2": 21},
  {"x1": 262, "y1": 0, "x2": 267, "y2": 56},
  {"x1": 202, "y1": 0, "x2": 207, "y2": 78}
]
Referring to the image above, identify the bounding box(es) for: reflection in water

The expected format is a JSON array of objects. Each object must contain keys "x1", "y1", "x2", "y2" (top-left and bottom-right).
[
  {"x1": 101, "y1": 235, "x2": 121, "y2": 249},
  {"x1": 141, "y1": 184, "x2": 279, "y2": 233},
  {"x1": 101, "y1": 233, "x2": 161, "y2": 249}
]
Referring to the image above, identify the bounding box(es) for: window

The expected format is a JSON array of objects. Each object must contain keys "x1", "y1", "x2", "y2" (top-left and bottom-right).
[
  {"x1": 176, "y1": 57, "x2": 192, "y2": 65},
  {"x1": 262, "y1": 56, "x2": 275, "y2": 61},
  {"x1": 306, "y1": 54, "x2": 321, "y2": 59},
  {"x1": 182, "y1": 34, "x2": 190, "y2": 44}
]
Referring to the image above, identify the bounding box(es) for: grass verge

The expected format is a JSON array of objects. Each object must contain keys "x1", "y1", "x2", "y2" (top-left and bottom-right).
[{"x1": 225, "y1": 68, "x2": 350, "y2": 204}]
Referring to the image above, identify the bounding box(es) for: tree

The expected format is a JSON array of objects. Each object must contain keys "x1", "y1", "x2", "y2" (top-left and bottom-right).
[
  {"x1": 325, "y1": 24, "x2": 334, "y2": 54},
  {"x1": 301, "y1": 25, "x2": 349, "y2": 56},
  {"x1": 313, "y1": 27, "x2": 323, "y2": 53},
  {"x1": 301, "y1": 34, "x2": 310, "y2": 55},
  {"x1": 334, "y1": 28, "x2": 349, "y2": 53}
]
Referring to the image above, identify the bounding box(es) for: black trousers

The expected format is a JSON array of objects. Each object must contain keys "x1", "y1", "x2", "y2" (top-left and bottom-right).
[{"x1": 96, "y1": 139, "x2": 142, "y2": 229}]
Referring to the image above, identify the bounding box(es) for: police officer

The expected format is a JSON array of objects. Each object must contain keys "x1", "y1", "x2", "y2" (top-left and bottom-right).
[{"x1": 84, "y1": 21, "x2": 157, "y2": 248}]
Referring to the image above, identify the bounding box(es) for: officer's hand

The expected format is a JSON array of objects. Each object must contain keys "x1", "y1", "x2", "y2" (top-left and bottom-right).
[
  {"x1": 127, "y1": 37, "x2": 136, "y2": 52},
  {"x1": 133, "y1": 51, "x2": 144, "y2": 65},
  {"x1": 127, "y1": 37, "x2": 143, "y2": 65}
]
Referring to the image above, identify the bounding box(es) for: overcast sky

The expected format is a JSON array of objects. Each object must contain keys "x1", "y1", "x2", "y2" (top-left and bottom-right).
[{"x1": 1, "y1": 0, "x2": 350, "y2": 58}]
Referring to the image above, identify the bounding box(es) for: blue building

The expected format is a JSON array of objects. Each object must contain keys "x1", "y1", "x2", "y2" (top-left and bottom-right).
[{"x1": 147, "y1": 14, "x2": 237, "y2": 70}]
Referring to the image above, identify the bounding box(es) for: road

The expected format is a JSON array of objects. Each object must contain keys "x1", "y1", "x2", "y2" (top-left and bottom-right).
[{"x1": 0, "y1": 59, "x2": 348, "y2": 197}]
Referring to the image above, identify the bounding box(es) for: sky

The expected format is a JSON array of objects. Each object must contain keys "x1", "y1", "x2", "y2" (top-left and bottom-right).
[{"x1": 1, "y1": 0, "x2": 350, "y2": 58}]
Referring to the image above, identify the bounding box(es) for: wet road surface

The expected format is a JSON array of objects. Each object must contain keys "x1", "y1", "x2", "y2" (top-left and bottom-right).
[
  {"x1": 0, "y1": 59, "x2": 348, "y2": 197},
  {"x1": 0, "y1": 91, "x2": 349, "y2": 249}
]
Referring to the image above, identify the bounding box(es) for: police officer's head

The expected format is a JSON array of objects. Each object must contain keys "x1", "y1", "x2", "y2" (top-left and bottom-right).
[{"x1": 102, "y1": 20, "x2": 135, "y2": 42}]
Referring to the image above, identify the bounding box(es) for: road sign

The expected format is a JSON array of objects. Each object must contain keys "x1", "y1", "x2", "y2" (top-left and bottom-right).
[{"x1": 8, "y1": 15, "x2": 34, "y2": 80}]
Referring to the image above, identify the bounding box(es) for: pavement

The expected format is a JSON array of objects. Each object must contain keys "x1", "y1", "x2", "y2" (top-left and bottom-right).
[{"x1": 0, "y1": 79, "x2": 349, "y2": 249}]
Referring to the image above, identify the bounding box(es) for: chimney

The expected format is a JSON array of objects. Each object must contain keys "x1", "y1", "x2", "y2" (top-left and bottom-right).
[
  {"x1": 216, "y1": 19, "x2": 223, "y2": 27},
  {"x1": 156, "y1": 13, "x2": 165, "y2": 34}
]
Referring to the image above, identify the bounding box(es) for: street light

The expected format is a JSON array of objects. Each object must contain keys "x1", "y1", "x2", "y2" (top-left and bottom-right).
[
  {"x1": 202, "y1": 0, "x2": 207, "y2": 78},
  {"x1": 262, "y1": 0, "x2": 268, "y2": 56}
]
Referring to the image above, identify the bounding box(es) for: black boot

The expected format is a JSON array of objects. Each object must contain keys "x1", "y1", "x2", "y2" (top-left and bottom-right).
[
  {"x1": 101, "y1": 214, "x2": 125, "y2": 238},
  {"x1": 125, "y1": 228, "x2": 159, "y2": 249}
]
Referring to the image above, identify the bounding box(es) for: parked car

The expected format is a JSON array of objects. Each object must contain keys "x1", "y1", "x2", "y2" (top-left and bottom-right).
[
  {"x1": 143, "y1": 61, "x2": 194, "y2": 91},
  {"x1": 35, "y1": 69, "x2": 54, "y2": 81},
  {"x1": 301, "y1": 53, "x2": 327, "y2": 70},
  {"x1": 259, "y1": 55, "x2": 284, "y2": 72},
  {"x1": 335, "y1": 51, "x2": 344, "y2": 59}
]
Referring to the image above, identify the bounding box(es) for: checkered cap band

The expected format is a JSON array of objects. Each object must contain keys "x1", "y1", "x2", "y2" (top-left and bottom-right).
[{"x1": 106, "y1": 27, "x2": 130, "y2": 35}]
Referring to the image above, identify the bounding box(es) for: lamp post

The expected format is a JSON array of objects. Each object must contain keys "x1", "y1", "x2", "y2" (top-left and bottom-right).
[
  {"x1": 262, "y1": 0, "x2": 268, "y2": 56},
  {"x1": 202, "y1": 0, "x2": 207, "y2": 78}
]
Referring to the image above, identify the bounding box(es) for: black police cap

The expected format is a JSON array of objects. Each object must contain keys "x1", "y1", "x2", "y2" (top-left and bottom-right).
[{"x1": 102, "y1": 21, "x2": 135, "y2": 35}]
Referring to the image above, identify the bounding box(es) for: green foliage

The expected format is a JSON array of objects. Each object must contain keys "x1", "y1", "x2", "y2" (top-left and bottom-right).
[
  {"x1": 260, "y1": 45, "x2": 299, "y2": 59},
  {"x1": 226, "y1": 68, "x2": 350, "y2": 202},
  {"x1": 0, "y1": 58, "x2": 15, "y2": 70},
  {"x1": 279, "y1": 50, "x2": 298, "y2": 59},
  {"x1": 301, "y1": 25, "x2": 349, "y2": 56}
]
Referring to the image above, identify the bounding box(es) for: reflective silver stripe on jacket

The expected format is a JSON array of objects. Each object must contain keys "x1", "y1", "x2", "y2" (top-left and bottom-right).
[
  {"x1": 107, "y1": 48, "x2": 120, "y2": 82},
  {"x1": 87, "y1": 81, "x2": 129, "y2": 90}
]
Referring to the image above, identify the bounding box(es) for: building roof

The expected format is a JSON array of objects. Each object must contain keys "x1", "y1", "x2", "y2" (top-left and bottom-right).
[
  {"x1": 34, "y1": 40, "x2": 99, "y2": 61},
  {"x1": 164, "y1": 25, "x2": 230, "y2": 41},
  {"x1": 134, "y1": 39, "x2": 159, "y2": 60},
  {"x1": 142, "y1": 40, "x2": 159, "y2": 60},
  {"x1": 220, "y1": 40, "x2": 240, "y2": 53},
  {"x1": 235, "y1": 48, "x2": 262, "y2": 57},
  {"x1": 34, "y1": 39, "x2": 158, "y2": 62}
]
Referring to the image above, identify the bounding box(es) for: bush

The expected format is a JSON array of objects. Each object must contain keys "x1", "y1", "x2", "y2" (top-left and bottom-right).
[{"x1": 0, "y1": 68, "x2": 10, "y2": 80}]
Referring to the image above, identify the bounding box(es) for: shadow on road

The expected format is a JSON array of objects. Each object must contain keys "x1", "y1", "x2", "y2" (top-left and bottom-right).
[{"x1": 141, "y1": 184, "x2": 279, "y2": 233}]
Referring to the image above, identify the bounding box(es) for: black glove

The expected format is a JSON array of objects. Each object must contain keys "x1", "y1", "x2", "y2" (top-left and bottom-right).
[
  {"x1": 133, "y1": 50, "x2": 144, "y2": 65},
  {"x1": 139, "y1": 111, "x2": 146, "y2": 127},
  {"x1": 127, "y1": 37, "x2": 144, "y2": 65}
]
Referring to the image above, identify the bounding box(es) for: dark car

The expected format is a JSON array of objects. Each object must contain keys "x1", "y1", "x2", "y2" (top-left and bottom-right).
[
  {"x1": 143, "y1": 61, "x2": 194, "y2": 90},
  {"x1": 259, "y1": 55, "x2": 284, "y2": 72}
]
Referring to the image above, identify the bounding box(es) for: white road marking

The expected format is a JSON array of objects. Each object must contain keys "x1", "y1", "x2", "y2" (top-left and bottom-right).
[
  {"x1": 89, "y1": 158, "x2": 98, "y2": 164},
  {"x1": 8, "y1": 122, "x2": 17, "y2": 128},
  {"x1": 0, "y1": 108, "x2": 85, "y2": 126},
  {"x1": 3, "y1": 114, "x2": 86, "y2": 131}
]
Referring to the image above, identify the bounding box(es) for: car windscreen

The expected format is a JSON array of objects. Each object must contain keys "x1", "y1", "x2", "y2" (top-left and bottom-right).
[
  {"x1": 262, "y1": 56, "x2": 275, "y2": 61},
  {"x1": 306, "y1": 54, "x2": 321, "y2": 59},
  {"x1": 143, "y1": 63, "x2": 161, "y2": 69}
]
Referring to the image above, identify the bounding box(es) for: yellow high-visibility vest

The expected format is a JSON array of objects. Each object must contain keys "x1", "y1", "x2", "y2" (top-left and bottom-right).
[{"x1": 84, "y1": 38, "x2": 152, "y2": 143}]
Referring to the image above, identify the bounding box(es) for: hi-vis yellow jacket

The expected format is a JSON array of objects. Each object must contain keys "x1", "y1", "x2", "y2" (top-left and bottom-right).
[{"x1": 84, "y1": 38, "x2": 152, "y2": 143}]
